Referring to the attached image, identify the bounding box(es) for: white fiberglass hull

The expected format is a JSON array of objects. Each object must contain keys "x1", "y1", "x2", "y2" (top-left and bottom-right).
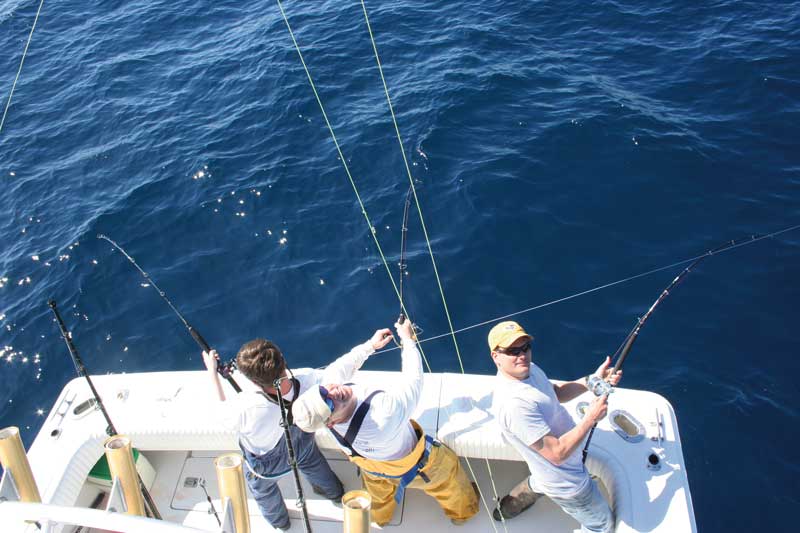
[{"x1": 2, "y1": 370, "x2": 696, "y2": 532}]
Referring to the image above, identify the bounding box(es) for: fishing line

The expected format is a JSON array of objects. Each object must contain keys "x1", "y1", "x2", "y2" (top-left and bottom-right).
[
  {"x1": 97, "y1": 234, "x2": 242, "y2": 393},
  {"x1": 359, "y1": 0, "x2": 466, "y2": 372},
  {"x1": 359, "y1": 3, "x2": 504, "y2": 528},
  {"x1": 278, "y1": 2, "x2": 502, "y2": 526},
  {"x1": 0, "y1": 0, "x2": 46, "y2": 135},
  {"x1": 274, "y1": 0, "x2": 433, "y2": 372},
  {"x1": 374, "y1": 223, "x2": 800, "y2": 354}
]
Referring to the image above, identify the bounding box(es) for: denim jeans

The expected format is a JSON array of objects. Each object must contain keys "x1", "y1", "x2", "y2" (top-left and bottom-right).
[
  {"x1": 242, "y1": 426, "x2": 343, "y2": 529},
  {"x1": 548, "y1": 479, "x2": 614, "y2": 533}
]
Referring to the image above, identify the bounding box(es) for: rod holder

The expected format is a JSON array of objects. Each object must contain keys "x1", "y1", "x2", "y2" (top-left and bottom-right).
[
  {"x1": 0, "y1": 426, "x2": 41, "y2": 503},
  {"x1": 342, "y1": 490, "x2": 371, "y2": 533},
  {"x1": 104, "y1": 435, "x2": 145, "y2": 516},
  {"x1": 214, "y1": 453, "x2": 250, "y2": 533}
]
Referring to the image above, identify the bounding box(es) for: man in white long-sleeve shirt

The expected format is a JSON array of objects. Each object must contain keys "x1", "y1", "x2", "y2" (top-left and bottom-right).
[
  {"x1": 292, "y1": 320, "x2": 479, "y2": 526},
  {"x1": 202, "y1": 329, "x2": 394, "y2": 531}
]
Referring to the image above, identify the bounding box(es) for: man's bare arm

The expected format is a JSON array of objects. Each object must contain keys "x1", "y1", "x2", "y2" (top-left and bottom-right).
[
  {"x1": 203, "y1": 350, "x2": 227, "y2": 402},
  {"x1": 530, "y1": 394, "x2": 607, "y2": 465}
]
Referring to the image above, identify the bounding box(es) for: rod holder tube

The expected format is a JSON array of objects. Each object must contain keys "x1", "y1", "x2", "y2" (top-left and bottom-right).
[
  {"x1": 0, "y1": 426, "x2": 41, "y2": 503},
  {"x1": 104, "y1": 435, "x2": 145, "y2": 516},
  {"x1": 214, "y1": 453, "x2": 250, "y2": 533},
  {"x1": 342, "y1": 490, "x2": 371, "y2": 533}
]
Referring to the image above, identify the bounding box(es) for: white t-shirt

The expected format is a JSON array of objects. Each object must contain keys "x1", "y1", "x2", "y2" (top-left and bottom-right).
[
  {"x1": 491, "y1": 363, "x2": 590, "y2": 498},
  {"x1": 330, "y1": 339, "x2": 422, "y2": 461},
  {"x1": 219, "y1": 341, "x2": 374, "y2": 456}
]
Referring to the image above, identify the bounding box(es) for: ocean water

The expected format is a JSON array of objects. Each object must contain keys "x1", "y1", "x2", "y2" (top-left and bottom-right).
[{"x1": 1, "y1": 0, "x2": 798, "y2": 530}]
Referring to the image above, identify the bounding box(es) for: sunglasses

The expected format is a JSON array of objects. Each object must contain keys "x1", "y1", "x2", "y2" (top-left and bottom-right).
[
  {"x1": 319, "y1": 386, "x2": 335, "y2": 411},
  {"x1": 496, "y1": 342, "x2": 531, "y2": 356}
]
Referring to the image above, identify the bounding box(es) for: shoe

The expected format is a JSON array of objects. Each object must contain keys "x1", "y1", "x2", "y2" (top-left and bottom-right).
[
  {"x1": 492, "y1": 478, "x2": 541, "y2": 521},
  {"x1": 451, "y1": 518, "x2": 469, "y2": 526},
  {"x1": 312, "y1": 484, "x2": 343, "y2": 502}
]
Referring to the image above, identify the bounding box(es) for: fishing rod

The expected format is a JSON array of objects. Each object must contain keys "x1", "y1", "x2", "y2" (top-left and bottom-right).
[
  {"x1": 397, "y1": 184, "x2": 413, "y2": 325},
  {"x1": 274, "y1": 375, "x2": 312, "y2": 533},
  {"x1": 581, "y1": 237, "x2": 751, "y2": 462},
  {"x1": 48, "y1": 300, "x2": 163, "y2": 520},
  {"x1": 97, "y1": 234, "x2": 241, "y2": 393}
]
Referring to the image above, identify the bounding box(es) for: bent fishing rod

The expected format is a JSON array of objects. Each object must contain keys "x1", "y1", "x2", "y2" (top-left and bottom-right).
[
  {"x1": 97, "y1": 234, "x2": 241, "y2": 393},
  {"x1": 48, "y1": 300, "x2": 162, "y2": 520},
  {"x1": 397, "y1": 184, "x2": 413, "y2": 325},
  {"x1": 581, "y1": 237, "x2": 751, "y2": 463}
]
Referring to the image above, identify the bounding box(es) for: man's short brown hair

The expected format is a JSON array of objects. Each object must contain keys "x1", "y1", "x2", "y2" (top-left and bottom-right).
[{"x1": 236, "y1": 339, "x2": 286, "y2": 390}]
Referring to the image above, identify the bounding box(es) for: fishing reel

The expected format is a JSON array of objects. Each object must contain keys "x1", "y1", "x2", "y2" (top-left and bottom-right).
[
  {"x1": 586, "y1": 375, "x2": 614, "y2": 397},
  {"x1": 218, "y1": 359, "x2": 237, "y2": 379}
]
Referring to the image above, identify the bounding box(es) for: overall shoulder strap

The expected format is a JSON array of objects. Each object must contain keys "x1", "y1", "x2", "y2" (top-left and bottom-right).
[
  {"x1": 257, "y1": 377, "x2": 300, "y2": 425},
  {"x1": 330, "y1": 389, "x2": 384, "y2": 457}
]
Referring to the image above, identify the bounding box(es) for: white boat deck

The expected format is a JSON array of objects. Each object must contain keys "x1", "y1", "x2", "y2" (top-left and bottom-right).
[
  {"x1": 2, "y1": 370, "x2": 697, "y2": 532},
  {"x1": 108, "y1": 449, "x2": 576, "y2": 532}
]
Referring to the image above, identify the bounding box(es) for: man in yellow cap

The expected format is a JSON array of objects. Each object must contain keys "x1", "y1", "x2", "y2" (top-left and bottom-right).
[
  {"x1": 292, "y1": 319, "x2": 479, "y2": 526},
  {"x1": 489, "y1": 321, "x2": 621, "y2": 533}
]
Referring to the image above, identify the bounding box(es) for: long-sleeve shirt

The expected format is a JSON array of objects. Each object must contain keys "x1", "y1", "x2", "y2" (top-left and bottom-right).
[
  {"x1": 219, "y1": 341, "x2": 374, "y2": 455},
  {"x1": 330, "y1": 338, "x2": 423, "y2": 461}
]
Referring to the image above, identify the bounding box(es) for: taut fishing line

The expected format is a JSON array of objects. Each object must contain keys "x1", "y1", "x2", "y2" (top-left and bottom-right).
[{"x1": 374, "y1": 223, "x2": 800, "y2": 355}]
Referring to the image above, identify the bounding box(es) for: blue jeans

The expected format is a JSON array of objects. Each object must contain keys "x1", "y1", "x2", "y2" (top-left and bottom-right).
[
  {"x1": 548, "y1": 479, "x2": 614, "y2": 533},
  {"x1": 242, "y1": 426, "x2": 343, "y2": 529}
]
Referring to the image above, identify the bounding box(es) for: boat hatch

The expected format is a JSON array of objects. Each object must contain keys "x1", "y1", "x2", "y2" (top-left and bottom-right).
[
  {"x1": 609, "y1": 410, "x2": 645, "y2": 443},
  {"x1": 72, "y1": 398, "x2": 98, "y2": 418},
  {"x1": 576, "y1": 403, "x2": 646, "y2": 443}
]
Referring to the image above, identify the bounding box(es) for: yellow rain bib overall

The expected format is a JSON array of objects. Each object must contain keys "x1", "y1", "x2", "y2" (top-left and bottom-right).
[{"x1": 347, "y1": 420, "x2": 478, "y2": 526}]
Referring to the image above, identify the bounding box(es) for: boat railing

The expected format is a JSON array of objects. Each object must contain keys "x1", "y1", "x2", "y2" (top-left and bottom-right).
[{"x1": 0, "y1": 501, "x2": 211, "y2": 533}]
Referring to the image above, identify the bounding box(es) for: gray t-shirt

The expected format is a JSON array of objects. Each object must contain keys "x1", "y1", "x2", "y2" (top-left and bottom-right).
[{"x1": 491, "y1": 363, "x2": 590, "y2": 498}]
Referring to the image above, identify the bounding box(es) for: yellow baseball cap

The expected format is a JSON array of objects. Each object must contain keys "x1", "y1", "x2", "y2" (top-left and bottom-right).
[{"x1": 488, "y1": 321, "x2": 533, "y2": 350}]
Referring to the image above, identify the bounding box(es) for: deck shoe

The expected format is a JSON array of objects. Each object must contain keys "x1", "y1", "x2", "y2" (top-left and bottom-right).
[
  {"x1": 492, "y1": 478, "x2": 541, "y2": 521},
  {"x1": 312, "y1": 484, "x2": 344, "y2": 502}
]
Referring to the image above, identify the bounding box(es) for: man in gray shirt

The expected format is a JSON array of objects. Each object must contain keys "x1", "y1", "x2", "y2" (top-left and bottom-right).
[{"x1": 489, "y1": 321, "x2": 621, "y2": 533}]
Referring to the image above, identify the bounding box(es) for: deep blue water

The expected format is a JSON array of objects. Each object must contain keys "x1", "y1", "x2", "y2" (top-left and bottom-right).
[{"x1": 2, "y1": 0, "x2": 799, "y2": 530}]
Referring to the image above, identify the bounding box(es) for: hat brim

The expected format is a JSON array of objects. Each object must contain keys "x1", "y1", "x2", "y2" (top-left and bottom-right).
[{"x1": 494, "y1": 332, "x2": 533, "y2": 350}]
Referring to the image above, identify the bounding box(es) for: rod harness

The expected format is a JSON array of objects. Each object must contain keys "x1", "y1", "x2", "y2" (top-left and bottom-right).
[
  {"x1": 581, "y1": 237, "x2": 750, "y2": 463},
  {"x1": 97, "y1": 234, "x2": 241, "y2": 393},
  {"x1": 48, "y1": 299, "x2": 163, "y2": 520},
  {"x1": 273, "y1": 374, "x2": 312, "y2": 533}
]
